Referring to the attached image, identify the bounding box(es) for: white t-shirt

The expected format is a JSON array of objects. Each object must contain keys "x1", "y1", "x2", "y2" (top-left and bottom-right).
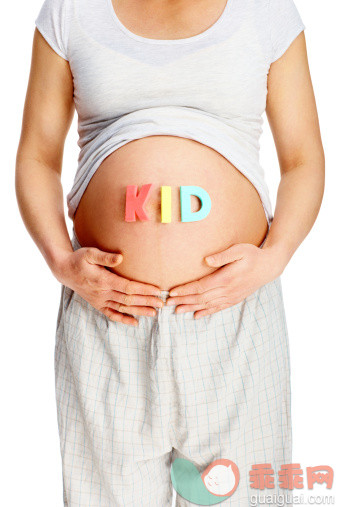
[{"x1": 35, "y1": 0, "x2": 306, "y2": 223}]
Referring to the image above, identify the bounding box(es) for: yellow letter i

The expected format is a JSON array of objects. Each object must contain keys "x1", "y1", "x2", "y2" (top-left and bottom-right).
[{"x1": 161, "y1": 186, "x2": 172, "y2": 223}]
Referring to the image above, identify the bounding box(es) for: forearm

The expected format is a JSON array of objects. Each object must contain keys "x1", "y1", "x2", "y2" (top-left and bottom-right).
[
  {"x1": 262, "y1": 158, "x2": 325, "y2": 270},
  {"x1": 15, "y1": 157, "x2": 73, "y2": 278}
]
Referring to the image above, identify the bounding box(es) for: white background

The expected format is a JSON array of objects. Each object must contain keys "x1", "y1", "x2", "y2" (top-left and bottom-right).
[{"x1": 1, "y1": 0, "x2": 337, "y2": 505}]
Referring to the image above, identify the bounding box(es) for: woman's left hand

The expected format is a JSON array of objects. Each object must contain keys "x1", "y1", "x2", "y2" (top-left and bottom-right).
[{"x1": 166, "y1": 243, "x2": 286, "y2": 318}]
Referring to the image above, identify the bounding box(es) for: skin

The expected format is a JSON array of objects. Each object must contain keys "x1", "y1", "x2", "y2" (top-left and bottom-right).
[
  {"x1": 16, "y1": 0, "x2": 325, "y2": 325},
  {"x1": 167, "y1": 30, "x2": 325, "y2": 317},
  {"x1": 73, "y1": 135, "x2": 269, "y2": 289}
]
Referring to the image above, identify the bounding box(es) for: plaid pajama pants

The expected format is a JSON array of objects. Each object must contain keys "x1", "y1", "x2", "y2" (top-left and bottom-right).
[{"x1": 54, "y1": 231, "x2": 292, "y2": 506}]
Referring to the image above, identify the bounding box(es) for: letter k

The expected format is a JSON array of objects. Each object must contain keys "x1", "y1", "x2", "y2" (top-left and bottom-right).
[{"x1": 125, "y1": 184, "x2": 154, "y2": 222}]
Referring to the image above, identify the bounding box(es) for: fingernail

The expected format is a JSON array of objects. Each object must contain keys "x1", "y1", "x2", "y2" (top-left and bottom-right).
[
  {"x1": 205, "y1": 256, "x2": 215, "y2": 266},
  {"x1": 170, "y1": 291, "x2": 178, "y2": 297},
  {"x1": 155, "y1": 301, "x2": 163, "y2": 308},
  {"x1": 166, "y1": 300, "x2": 175, "y2": 306},
  {"x1": 176, "y1": 308, "x2": 185, "y2": 313}
]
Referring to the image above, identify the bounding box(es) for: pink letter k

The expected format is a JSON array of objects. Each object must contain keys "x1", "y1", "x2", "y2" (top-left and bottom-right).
[{"x1": 125, "y1": 184, "x2": 154, "y2": 222}]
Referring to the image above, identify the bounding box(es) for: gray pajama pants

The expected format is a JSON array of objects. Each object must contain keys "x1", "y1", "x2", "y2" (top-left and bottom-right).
[{"x1": 54, "y1": 232, "x2": 292, "y2": 506}]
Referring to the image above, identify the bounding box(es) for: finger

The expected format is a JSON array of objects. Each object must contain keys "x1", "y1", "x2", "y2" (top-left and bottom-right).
[
  {"x1": 107, "y1": 301, "x2": 157, "y2": 317},
  {"x1": 109, "y1": 291, "x2": 163, "y2": 309},
  {"x1": 169, "y1": 272, "x2": 224, "y2": 297},
  {"x1": 175, "y1": 304, "x2": 205, "y2": 313},
  {"x1": 205, "y1": 244, "x2": 245, "y2": 268},
  {"x1": 175, "y1": 296, "x2": 230, "y2": 314},
  {"x1": 101, "y1": 307, "x2": 138, "y2": 326},
  {"x1": 166, "y1": 288, "x2": 225, "y2": 307},
  {"x1": 85, "y1": 247, "x2": 123, "y2": 268},
  {"x1": 194, "y1": 302, "x2": 238, "y2": 319},
  {"x1": 113, "y1": 277, "x2": 162, "y2": 297}
]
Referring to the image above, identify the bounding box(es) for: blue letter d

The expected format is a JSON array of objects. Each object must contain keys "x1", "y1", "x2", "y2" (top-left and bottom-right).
[{"x1": 180, "y1": 186, "x2": 212, "y2": 223}]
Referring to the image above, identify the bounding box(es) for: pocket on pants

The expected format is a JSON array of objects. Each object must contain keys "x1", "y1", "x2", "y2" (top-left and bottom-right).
[{"x1": 56, "y1": 284, "x2": 75, "y2": 333}]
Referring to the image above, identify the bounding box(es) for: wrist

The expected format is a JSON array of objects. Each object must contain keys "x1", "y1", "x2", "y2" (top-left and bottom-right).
[
  {"x1": 261, "y1": 241, "x2": 294, "y2": 276},
  {"x1": 46, "y1": 247, "x2": 74, "y2": 284}
]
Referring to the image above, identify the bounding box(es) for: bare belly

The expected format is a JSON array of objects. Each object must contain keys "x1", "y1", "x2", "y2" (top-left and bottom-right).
[{"x1": 73, "y1": 136, "x2": 268, "y2": 290}]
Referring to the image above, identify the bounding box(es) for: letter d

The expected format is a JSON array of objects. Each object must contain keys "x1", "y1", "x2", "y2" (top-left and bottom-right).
[{"x1": 180, "y1": 186, "x2": 212, "y2": 223}]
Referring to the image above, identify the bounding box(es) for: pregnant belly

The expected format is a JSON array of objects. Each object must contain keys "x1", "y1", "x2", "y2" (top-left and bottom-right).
[{"x1": 73, "y1": 136, "x2": 269, "y2": 290}]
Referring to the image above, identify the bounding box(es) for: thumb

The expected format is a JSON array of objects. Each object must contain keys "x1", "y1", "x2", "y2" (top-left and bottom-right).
[
  {"x1": 205, "y1": 244, "x2": 244, "y2": 267},
  {"x1": 85, "y1": 247, "x2": 123, "y2": 268}
]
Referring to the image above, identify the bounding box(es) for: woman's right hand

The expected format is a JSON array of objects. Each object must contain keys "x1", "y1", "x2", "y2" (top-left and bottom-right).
[{"x1": 53, "y1": 246, "x2": 164, "y2": 326}]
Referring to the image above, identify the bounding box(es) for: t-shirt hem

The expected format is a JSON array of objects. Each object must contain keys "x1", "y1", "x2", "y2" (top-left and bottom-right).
[
  {"x1": 35, "y1": 22, "x2": 69, "y2": 61},
  {"x1": 270, "y1": 23, "x2": 306, "y2": 64},
  {"x1": 66, "y1": 138, "x2": 274, "y2": 225}
]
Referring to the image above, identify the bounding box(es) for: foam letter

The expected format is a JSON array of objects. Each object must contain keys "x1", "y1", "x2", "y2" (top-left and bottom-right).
[
  {"x1": 180, "y1": 186, "x2": 212, "y2": 223},
  {"x1": 161, "y1": 186, "x2": 172, "y2": 223},
  {"x1": 125, "y1": 184, "x2": 154, "y2": 222}
]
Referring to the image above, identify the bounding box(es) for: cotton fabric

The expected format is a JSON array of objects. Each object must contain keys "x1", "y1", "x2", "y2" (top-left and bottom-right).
[
  {"x1": 35, "y1": 0, "x2": 305, "y2": 224},
  {"x1": 54, "y1": 232, "x2": 292, "y2": 506}
]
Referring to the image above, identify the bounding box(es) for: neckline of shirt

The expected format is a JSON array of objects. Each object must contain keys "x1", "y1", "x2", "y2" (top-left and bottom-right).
[{"x1": 105, "y1": 0, "x2": 235, "y2": 45}]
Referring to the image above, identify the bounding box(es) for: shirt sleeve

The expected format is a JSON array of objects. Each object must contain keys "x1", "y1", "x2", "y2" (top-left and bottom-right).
[
  {"x1": 35, "y1": 0, "x2": 70, "y2": 60},
  {"x1": 269, "y1": 0, "x2": 306, "y2": 64}
]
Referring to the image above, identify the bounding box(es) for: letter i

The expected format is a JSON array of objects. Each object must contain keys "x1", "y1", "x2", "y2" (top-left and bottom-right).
[{"x1": 161, "y1": 186, "x2": 172, "y2": 223}]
